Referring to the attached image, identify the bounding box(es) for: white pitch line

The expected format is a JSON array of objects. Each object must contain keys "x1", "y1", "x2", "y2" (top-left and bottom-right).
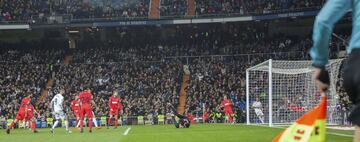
[
  {"x1": 327, "y1": 132, "x2": 354, "y2": 137},
  {"x1": 123, "y1": 127, "x2": 131, "y2": 136},
  {"x1": 249, "y1": 124, "x2": 354, "y2": 137}
]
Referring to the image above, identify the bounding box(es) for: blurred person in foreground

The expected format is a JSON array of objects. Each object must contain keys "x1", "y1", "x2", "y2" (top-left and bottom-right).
[{"x1": 310, "y1": 0, "x2": 360, "y2": 141}]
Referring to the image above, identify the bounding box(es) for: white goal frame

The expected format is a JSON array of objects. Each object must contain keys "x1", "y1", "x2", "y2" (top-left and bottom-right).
[{"x1": 246, "y1": 59, "x2": 344, "y2": 127}]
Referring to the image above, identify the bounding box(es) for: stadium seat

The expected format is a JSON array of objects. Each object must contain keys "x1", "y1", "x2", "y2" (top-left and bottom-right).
[
  {"x1": 7, "y1": 119, "x2": 13, "y2": 127},
  {"x1": 137, "y1": 116, "x2": 144, "y2": 125},
  {"x1": 71, "y1": 120, "x2": 77, "y2": 127},
  {"x1": 61, "y1": 118, "x2": 65, "y2": 128},
  {"x1": 100, "y1": 116, "x2": 107, "y2": 126},
  {"x1": 18, "y1": 120, "x2": 25, "y2": 128},
  {"x1": 41, "y1": 121, "x2": 47, "y2": 128},
  {"x1": 96, "y1": 119, "x2": 101, "y2": 126},
  {"x1": 231, "y1": 114, "x2": 237, "y2": 123},
  {"x1": 46, "y1": 117, "x2": 53, "y2": 128},
  {"x1": 118, "y1": 117, "x2": 122, "y2": 126},
  {"x1": 157, "y1": 115, "x2": 165, "y2": 125},
  {"x1": 36, "y1": 120, "x2": 41, "y2": 128},
  {"x1": 224, "y1": 116, "x2": 229, "y2": 123}
]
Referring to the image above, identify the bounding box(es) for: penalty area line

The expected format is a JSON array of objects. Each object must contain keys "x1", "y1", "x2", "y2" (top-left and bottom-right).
[
  {"x1": 123, "y1": 127, "x2": 131, "y2": 136},
  {"x1": 326, "y1": 132, "x2": 354, "y2": 137}
]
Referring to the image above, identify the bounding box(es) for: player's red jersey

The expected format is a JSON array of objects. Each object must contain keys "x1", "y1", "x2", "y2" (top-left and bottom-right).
[
  {"x1": 203, "y1": 112, "x2": 209, "y2": 120},
  {"x1": 109, "y1": 96, "x2": 121, "y2": 109},
  {"x1": 19, "y1": 97, "x2": 31, "y2": 112},
  {"x1": 71, "y1": 100, "x2": 81, "y2": 113},
  {"x1": 79, "y1": 92, "x2": 93, "y2": 107},
  {"x1": 26, "y1": 105, "x2": 34, "y2": 120},
  {"x1": 187, "y1": 113, "x2": 195, "y2": 124},
  {"x1": 79, "y1": 91, "x2": 93, "y2": 118},
  {"x1": 221, "y1": 98, "x2": 234, "y2": 123},
  {"x1": 71, "y1": 100, "x2": 81, "y2": 118},
  {"x1": 109, "y1": 96, "x2": 122, "y2": 115},
  {"x1": 221, "y1": 99, "x2": 232, "y2": 110},
  {"x1": 16, "y1": 97, "x2": 31, "y2": 120}
]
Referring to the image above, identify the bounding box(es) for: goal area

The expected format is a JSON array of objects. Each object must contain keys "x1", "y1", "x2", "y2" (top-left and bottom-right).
[{"x1": 246, "y1": 59, "x2": 344, "y2": 126}]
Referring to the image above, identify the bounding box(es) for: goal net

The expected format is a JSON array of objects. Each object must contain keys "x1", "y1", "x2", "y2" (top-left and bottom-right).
[{"x1": 246, "y1": 59, "x2": 344, "y2": 126}]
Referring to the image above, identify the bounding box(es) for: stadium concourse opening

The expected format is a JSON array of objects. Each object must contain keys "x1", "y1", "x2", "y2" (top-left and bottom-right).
[{"x1": 0, "y1": 0, "x2": 355, "y2": 141}]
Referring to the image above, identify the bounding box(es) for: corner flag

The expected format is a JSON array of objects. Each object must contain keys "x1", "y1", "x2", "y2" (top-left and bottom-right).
[{"x1": 273, "y1": 96, "x2": 327, "y2": 142}]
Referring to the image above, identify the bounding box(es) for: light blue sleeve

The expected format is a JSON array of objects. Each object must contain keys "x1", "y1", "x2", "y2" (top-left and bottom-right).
[{"x1": 310, "y1": 0, "x2": 352, "y2": 67}]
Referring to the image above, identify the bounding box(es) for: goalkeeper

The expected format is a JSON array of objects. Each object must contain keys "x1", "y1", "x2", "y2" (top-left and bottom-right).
[
  {"x1": 167, "y1": 103, "x2": 190, "y2": 128},
  {"x1": 310, "y1": 0, "x2": 360, "y2": 141}
]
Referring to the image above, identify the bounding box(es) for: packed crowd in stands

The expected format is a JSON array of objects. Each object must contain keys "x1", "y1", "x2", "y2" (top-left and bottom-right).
[
  {"x1": 0, "y1": 0, "x2": 149, "y2": 22},
  {"x1": 161, "y1": 0, "x2": 187, "y2": 17},
  {"x1": 0, "y1": 63, "x2": 49, "y2": 123},
  {"x1": 0, "y1": 0, "x2": 326, "y2": 22},
  {"x1": 67, "y1": 0, "x2": 150, "y2": 19},
  {"x1": 48, "y1": 61, "x2": 182, "y2": 121},
  {"x1": 195, "y1": 0, "x2": 244, "y2": 15},
  {"x1": 0, "y1": 40, "x2": 66, "y2": 64},
  {"x1": 0, "y1": 24, "x2": 350, "y2": 127},
  {"x1": 71, "y1": 24, "x2": 312, "y2": 63},
  {"x1": 243, "y1": 0, "x2": 325, "y2": 15}
]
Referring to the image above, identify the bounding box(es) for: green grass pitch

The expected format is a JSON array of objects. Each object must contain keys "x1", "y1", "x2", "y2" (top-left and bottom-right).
[{"x1": 0, "y1": 124, "x2": 353, "y2": 142}]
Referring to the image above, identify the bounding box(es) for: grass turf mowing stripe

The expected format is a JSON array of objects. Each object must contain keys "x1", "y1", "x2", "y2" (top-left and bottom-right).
[
  {"x1": 123, "y1": 127, "x2": 131, "y2": 135},
  {"x1": 0, "y1": 124, "x2": 352, "y2": 142},
  {"x1": 250, "y1": 124, "x2": 354, "y2": 137}
]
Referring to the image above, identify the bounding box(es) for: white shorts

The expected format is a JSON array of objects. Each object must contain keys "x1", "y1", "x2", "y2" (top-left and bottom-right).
[
  {"x1": 255, "y1": 109, "x2": 264, "y2": 116},
  {"x1": 54, "y1": 111, "x2": 66, "y2": 120}
]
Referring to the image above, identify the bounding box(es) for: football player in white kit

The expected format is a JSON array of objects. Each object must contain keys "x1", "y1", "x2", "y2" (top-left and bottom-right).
[
  {"x1": 252, "y1": 97, "x2": 264, "y2": 124},
  {"x1": 50, "y1": 89, "x2": 71, "y2": 133}
]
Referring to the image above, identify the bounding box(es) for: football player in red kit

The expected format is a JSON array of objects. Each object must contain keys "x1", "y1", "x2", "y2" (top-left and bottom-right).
[
  {"x1": 6, "y1": 94, "x2": 38, "y2": 134},
  {"x1": 71, "y1": 95, "x2": 81, "y2": 128},
  {"x1": 107, "y1": 91, "x2": 123, "y2": 129},
  {"x1": 221, "y1": 96, "x2": 234, "y2": 124},
  {"x1": 25, "y1": 104, "x2": 40, "y2": 130},
  {"x1": 202, "y1": 110, "x2": 209, "y2": 123},
  {"x1": 79, "y1": 88, "x2": 96, "y2": 133}
]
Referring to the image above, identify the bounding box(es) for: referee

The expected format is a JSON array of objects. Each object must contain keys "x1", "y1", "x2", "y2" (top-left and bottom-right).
[{"x1": 310, "y1": 0, "x2": 360, "y2": 141}]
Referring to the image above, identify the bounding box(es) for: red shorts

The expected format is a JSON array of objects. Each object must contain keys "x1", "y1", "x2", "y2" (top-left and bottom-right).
[
  {"x1": 109, "y1": 108, "x2": 119, "y2": 116},
  {"x1": 25, "y1": 114, "x2": 33, "y2": 121},
  {"x1": 225, "y1": 109, "x2": 233, "y2": 116},
  {"x1": 16, "y1": 111, "x2": 26, "y2": 120},
  {"x1": 80, "y1": 105, "x2": 93, "y2": 118}
]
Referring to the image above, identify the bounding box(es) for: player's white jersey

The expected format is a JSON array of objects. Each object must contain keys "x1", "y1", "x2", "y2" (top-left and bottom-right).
[
  {"x1": 252, "y1": 101, "x2": 262, "y2": 109},
  {"x1": 252, "y1": 101, "x2": 264, "y2": 116},
  {"x1": 51, "y1": 94, "x2": 64, "y2": 113}
]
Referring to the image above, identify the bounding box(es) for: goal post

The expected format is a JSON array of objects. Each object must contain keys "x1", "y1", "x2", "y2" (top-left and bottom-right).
[{"x1": 246, "y1": 59, "x2": 344, "y2": 126}]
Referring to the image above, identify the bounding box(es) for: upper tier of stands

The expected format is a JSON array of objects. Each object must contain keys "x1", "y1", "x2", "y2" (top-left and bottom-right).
[{"x1": 0, "y1": 0, "x2": 324, "y2": 22}]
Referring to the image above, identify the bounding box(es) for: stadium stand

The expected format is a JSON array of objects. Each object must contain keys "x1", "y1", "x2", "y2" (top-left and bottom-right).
[
  {"x1": 0, "y1": 0, "x2": 150, "y2": 21},
  {"x1": 0, "y1": 23, "x2": 349, "y2": 125},
  {"x1": 160, "y1": 0, "x2": 187, "y2": 17},
  {"x1": 0, "y1": 0, "x2": 325, "y2": 22}
]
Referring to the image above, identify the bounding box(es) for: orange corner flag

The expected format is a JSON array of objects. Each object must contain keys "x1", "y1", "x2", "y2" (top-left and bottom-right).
[{"x1": 273, "y1": 96, "x2": 327, "y2": 142}]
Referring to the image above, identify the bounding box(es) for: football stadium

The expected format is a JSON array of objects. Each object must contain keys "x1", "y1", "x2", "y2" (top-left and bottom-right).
[{"x1": 0, "y1": 0, "x2": 359, "y2": 142}]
